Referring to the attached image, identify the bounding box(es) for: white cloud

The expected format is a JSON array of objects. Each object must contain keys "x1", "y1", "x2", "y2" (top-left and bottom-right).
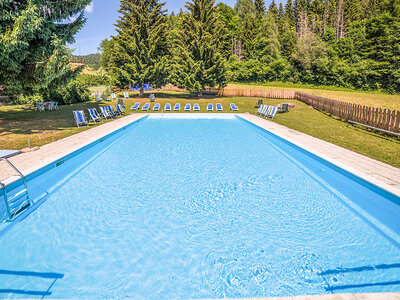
[{"x1": 85, "y1": 2, "x2": 94, "y2": 13}]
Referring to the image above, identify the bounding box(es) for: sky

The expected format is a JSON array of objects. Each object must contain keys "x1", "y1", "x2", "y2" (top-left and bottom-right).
[{"x1": 70, "y1": 0, "x2": 278, "y2": 55}]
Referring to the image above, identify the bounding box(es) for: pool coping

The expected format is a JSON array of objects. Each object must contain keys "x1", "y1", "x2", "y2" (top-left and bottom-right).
[
  {"x1": 238, "y1": 113, "x2": 400, "y2": 197},
  {"x1": 222, "y1": 293, "x2": 400, "y2": 299},
  {"x1": 0, "y1": 113, "x2": 148, "y2": 182}
]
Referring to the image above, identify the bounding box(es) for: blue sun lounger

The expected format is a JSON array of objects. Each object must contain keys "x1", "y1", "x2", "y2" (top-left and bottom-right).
[
  {"x1": 142, "y1": 103, "x2": 150, "y2": 111},
  {"x1": 230, "y1": 103, "x2": 238, "y2": 111},
  {"x1": 216, "y1": 103, "x2": 223, "y2": 111},
  {"x1": 131, "y1": 102, "x2": 140, "y2": 110},
  {"x1": 165, "y1": 103, "x2": 171, "y2": 111},
  {"x1": 116, "y1": 104, "x2": 125, "y2": 115},
  {"x1": 260, "y1": 105, "x2": 270, "y2": 117},
  {"x1": 174, "y1": 103, "x2": 181, "y2": 111},
  {"x1": 111, "y1": 93, "x2": 117, "y2": 100},
  {"x1": 106, "y1": 105, "x2": 119, "y2": 117},
  {"x1": 194, "y1": 104, "x2": 200, "y2": 111},
  {"x1": 99, "y1": 106, "x2": 112, "y2": 119},
  {"x1": 88, "y1": 108, "x2": 102, "y2": 123},
  {"x1": 184, "y1": 104, "x2": 191, "y2": 111},
  {"x1": 207, "y1": 104, "x2": 213, "y2": 111},
  {"x1": 266, "y1": 106, "x2": 278, "y2": 119},
  {"x1": 124, "y1": 92, "x2": 130, "y2": 99},
  {"x1": 153, "y1": 103, "x2": 160, "y2": 111},
  {"x1": 73, "y1": 111, "x2": 88, "y2": 127},
  {"x1": 257, "y1": 105, "x2": 265, "y2": 115}
]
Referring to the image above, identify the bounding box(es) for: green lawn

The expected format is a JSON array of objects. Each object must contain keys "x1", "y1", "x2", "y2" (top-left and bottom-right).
[
  {"x1": 1, "y1": 90, "x2": 399, "y2": 167},
  {"x1": 227, "y1": 83, "x2": 400, "y2": 110}
]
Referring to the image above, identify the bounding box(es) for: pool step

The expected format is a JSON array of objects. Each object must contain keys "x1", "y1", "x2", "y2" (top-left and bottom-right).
[{"x1": 8, "y1": 189, "x2": 31, "y2": 217}]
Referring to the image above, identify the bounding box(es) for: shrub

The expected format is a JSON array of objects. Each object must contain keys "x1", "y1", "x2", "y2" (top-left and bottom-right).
[{"x1": 44, "y1": 80, "x2": 90, "y2": 105}]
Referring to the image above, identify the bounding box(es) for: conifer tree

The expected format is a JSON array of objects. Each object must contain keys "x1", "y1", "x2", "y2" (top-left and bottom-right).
[
  {"x1": 111, "y1": 0, "x2": 169, "y2": 97},
  {"x1": 171, "y1": 0, "x2": 227, "y2": 95},
  {"x1": 254, "y1": 0, "x2": 266, "y2": 18},
  {"x1": 0, "y1": 0, "x2": 91, "y2": 97}
]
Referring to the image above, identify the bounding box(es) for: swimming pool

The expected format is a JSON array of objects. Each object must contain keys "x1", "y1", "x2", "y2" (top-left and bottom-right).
[{"x1": 0, "y1": 115, "x2": 399, "y2": 299}]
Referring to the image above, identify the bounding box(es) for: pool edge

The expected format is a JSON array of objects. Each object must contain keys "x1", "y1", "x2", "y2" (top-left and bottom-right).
[{"x1": 237, "y1": 114, "x2": 400, "y2": 199}]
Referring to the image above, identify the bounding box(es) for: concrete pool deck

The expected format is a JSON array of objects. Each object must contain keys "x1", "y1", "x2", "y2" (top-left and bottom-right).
[
  {"x1": 0, "y1": 113, "x2": 148, "y2": 181},
  {"x1": 237, "y1": 293, "x2": 400, "y2": 299}
]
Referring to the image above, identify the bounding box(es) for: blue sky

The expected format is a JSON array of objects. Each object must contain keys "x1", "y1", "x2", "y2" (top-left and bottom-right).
[{"x1": 71, "y1": 0, "x2": 277, "y2": 55}]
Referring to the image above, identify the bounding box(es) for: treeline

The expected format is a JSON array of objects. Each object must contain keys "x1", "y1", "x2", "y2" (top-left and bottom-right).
[
  {"x1": 100, "y1": 0, "x2": 400, "y2": 94},
  {"x1": 74, "y1": 54, "x2": 102, "y2": 70}
]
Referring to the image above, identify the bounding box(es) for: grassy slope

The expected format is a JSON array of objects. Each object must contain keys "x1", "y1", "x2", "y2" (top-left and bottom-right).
[
  {"x1": 227, "y1": 83, "x2": 400, "y2": 110},
  {"x1": 1, "y1": 90, "x2": 399, "y2": 167}
]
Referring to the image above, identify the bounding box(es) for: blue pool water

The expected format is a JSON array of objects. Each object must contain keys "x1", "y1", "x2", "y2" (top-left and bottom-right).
[{"x1": 0, "y1": 116, "x2": 399, "y2": 299}]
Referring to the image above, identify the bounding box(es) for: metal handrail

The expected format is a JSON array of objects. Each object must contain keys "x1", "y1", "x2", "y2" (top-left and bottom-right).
[
  {"x1": 0, "y1": 158, "x2": 29, "y2": 220},
  {"x1": 0, "y1": 158, "x2": 27, "y2": 189}
]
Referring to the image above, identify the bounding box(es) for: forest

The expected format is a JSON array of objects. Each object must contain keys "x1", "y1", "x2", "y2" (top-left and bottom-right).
[{"x1": 100, "y1": 0, "x2": 400, "y2": 94}]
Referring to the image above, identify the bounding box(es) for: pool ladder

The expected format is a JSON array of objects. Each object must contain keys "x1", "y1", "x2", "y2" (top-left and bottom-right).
[{"x1": 0, "y1": 158, "x2": 31, "y2": 221}]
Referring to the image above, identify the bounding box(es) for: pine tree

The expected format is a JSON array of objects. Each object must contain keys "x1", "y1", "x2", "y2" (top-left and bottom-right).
[
  {"x1": 171, "y1": 0, "x2": 227, "y2": 95},
  {"x1": 237, "y1": 0, "x2": 258, "y2": 59},
  {"x1": 0, "y1": 0, "x2": 91, "y2": 97},
  {"x1": 111, "y1": 0, "x2": 169, "y2": 97},
  {"x1": 254, "y1": 0, "x2": 266, "y2": 18},
  {"x1": 268, "y1": 0, "x2": 280, "y2": 25}
]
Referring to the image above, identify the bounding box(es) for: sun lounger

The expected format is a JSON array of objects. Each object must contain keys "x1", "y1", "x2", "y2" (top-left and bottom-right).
[
  {"x1": 88, "y1": 108, "x2": 102, "y2": 123},
  {"x1": 102, "y1": 94, "x2": 111, "y2": 101},
  {"x1": 184, "y1": 104, "x2": 191, "y2": 111},
  {"x1": 257, "y1": 105, "x2": 265, "y2": 115},
  {"x1": 260, "y1": 105, "x2": 270, "y2": 117},
  {"x1": 73, "y1": 111, "x2": 89, "y2": 127},
  {"x1": 124, "y1": 92, "x2": 129, "y2": 99},
  {"x1": 230, "y1": 103, "x2": 238, "y2": 111},
  {"x1": 266, "y1": 106, "x2": 278, "y2": 119},
  {"x1": 174, "y1": 103, "x2": 181, "y2": 111},
  {"x1": 194, "y1": 104, "x2": 200, "y2": 111},
  {"x1": 142, "y1": 103, "x2": 150, "y2": 111},
  {"x1": 149, "y1": 94, "x2": 156, "y2": 102},
  {"x1": 165, "y1": 103, "x2": 171, "y2": 111},
  {"x1": 100, "y1": 106, "x2": 112, "y2": 119},
  {"x1": 153, "y1": 103, "x2": 160, "y2": 111},
  {"x1": 95, "y1": 94, "x2": 102, "y2": 102},
  {"x1": 106, "y1": 105, "x2": 119, "y2": 117},
  {"x1": 216, "y1": 103, "x2": 223, "y2": 111},
  {"x1": 207, "y1": 104, "x2": 213, "y2": 111},
  {"x1": 111, "y1": 93, "x2": 117, "y2": 100},
  {"x1": 116, "y1": 104, "x2": 125, "y2": 115},
  {"x1": 131, "y1": 102, "x2": 140, "y2": 110}
]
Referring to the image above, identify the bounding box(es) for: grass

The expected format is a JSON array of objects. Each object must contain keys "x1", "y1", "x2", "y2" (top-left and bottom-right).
[
  {"x1": 227, "y1": 83, "x2": 400, "y2": 110},
  {"x1": 1, "y1": 90, "x2": 399, "y2": 167}
]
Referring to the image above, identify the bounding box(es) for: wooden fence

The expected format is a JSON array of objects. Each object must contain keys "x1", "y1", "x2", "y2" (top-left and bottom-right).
[
  {"x1": 204, "y1": 87, "x2": 295, "y2": 99},
  {"x1": 295, "y1": 92, "x2": 400, "y2": 133}
]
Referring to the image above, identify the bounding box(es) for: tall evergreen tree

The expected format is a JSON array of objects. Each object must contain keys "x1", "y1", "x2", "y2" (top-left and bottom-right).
[
  {"x1": 236, "y1": 0, "x2": 257, "y2": 58},
  {"x1": 171, "y1": 0, "x2": 227, "y2": 95},
  {"x1": 254, "y1": 0, "x2": 266, "y2": 18},
  {"x1": 111, "y1": 0, "x2": 169, "y2": 97},
  {"x1": 0, "y1": 0, "x2": 91, "y2": 97}
]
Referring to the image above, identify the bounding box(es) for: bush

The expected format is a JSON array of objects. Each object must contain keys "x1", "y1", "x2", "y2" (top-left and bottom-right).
[{"x1": 44, "y1": 80, "x2": 90, "y2": 105}]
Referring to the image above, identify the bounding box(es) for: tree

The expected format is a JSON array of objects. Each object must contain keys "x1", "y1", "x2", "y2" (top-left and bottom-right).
[
  {"x1": 171, "y1": 0, "x2": 227, "y2": 95},
  {"x1": 0, "y1": 0, "x2": 91, "y2": 97},
  {"x1": 110, "y1": 0, "x2": 169, "y2": 97},
  {"x1": 236, "y1": 0, "x2": 257, "y2": 58},
  {"x1": 254, "y1": 0, "x2": 266, "y2": 18}
]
